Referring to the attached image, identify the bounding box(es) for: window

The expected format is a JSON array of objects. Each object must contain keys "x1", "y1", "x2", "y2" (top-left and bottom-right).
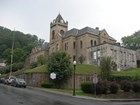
[
  {"x1": 103, "y1": 41, "x2": 106, "y2": 43},
  {"x1": 73, "y1": 42, "x2": 76, "y2": 49},
  {"x1": 52, "y1": 30, "x2": 55, "y2": 40},
  {"x1": 91, "y1": 40, "x2": 93, "y2": 47},
  {"x1": 56, "y1": 44, "x2": 59, "y2": 51},
  {"x1": 80, "y1": 40, "x2": 83, "y2": 49},
  {"x1": 97, "y1": 50, "x2": 100, "y2": 57},
  {"x1": 67, "y1": 42, "x2": 69, "y2": 50},
  {"x1": 93, "y1": 52, "x2": 97, "y2": 59},
  {"x1": 73, "y1": 55, "x2": 75, "y2": 61},
  {"x1": 64, "y1": 43, "x2": 66, "y2": 51},
  {"x1": 94, "y1": 41, "x2": 96, "y2": 46},
  {"x1": 60, "y1": 30, "x2": 64, "y2": 35}
]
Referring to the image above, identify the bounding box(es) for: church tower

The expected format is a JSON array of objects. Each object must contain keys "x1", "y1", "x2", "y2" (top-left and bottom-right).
[{"x1": 49, "y1": 14, "x2": 68, "y2": 54}]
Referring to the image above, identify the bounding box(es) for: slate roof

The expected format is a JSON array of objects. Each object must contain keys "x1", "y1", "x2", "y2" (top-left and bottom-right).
[
  {"x1": 78, "y1": 27, "x2": 99, "y2": 36},
  {"x1": 63, "y1": 28, "x2": 79, "y2": 37},
  {"x1": 55, "y1": 14, "x2": 64, "y2": 22},
  {"x1": 63, "y1": 26, "x2": 100, "y2": 38}
]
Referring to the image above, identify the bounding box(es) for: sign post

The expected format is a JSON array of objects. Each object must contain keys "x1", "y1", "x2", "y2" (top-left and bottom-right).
[
  {"x1": 50, "y1": 72, "x2": 56, "y2": 80},
  {"x1": 93, "y1": 72, "x2": 98, "y2": 97}
]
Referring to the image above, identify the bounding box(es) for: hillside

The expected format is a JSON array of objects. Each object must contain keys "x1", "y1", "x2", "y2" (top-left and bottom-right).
[{"x1": 0, "y1": 26, "x2": 45, "y2": 59}]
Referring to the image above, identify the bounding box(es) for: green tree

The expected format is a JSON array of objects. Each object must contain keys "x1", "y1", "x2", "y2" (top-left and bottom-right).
[
  {"x1": 2, "y1": 48, "x2": 27, "y2": 64},
  {"x1": 121, "y1": 30, "x2": 140, "y2": 50},
  {"x1": 2, "y1": 48, "x2": 11, "y2": 64},
  {"x1": 0, "y1": 26, "x2": 45, "y2": 59},
  {"x1": 37, "y1": 55, "x2": 46, "y2": 65},
  {"x1": 100, "y1": 56, "x2": 112, "y2": 80},
  {"x1": 13, "y1": 48, "x2": 27, "y2": 63},
  {"x1": 48, "y1": 51, "x2": 72, "y2": 88}
]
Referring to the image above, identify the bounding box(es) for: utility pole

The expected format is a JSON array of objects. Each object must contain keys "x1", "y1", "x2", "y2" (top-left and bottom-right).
[{"x1": 10, "y1": 28, "x2": 15, "y2": 76}]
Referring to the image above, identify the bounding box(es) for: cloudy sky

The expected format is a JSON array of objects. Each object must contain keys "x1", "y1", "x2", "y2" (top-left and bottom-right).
[{"x1": 0, "y1": 0, "x2": 140, "y2": 42}]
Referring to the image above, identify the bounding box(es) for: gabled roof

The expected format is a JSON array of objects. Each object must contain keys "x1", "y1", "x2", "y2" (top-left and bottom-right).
[
  {"x1": 78, "y1": 27, "x2": 99, "y2": 36},
  {"x1": 63, "y1": 28, "x2": 79, "y2": 37},
  {"x1": 63, "y1": 26, "x2": 100, "y2": 38}
]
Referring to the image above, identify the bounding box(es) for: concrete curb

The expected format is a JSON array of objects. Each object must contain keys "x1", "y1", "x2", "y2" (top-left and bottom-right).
[{"x1": 27, "y1": 86, "x2": 140, "y2": 102}]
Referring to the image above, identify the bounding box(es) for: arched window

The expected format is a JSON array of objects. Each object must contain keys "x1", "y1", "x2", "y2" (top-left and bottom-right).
[
  {"x1": 94, "y1": 41, "x2": 96, "y2": 46},
  {"x1": 60, "y1": 30, "x2": 64, "y2": 35},
  {"x1": 91, "y1": 40, "x2": 93, "y2": 47},
  {"x1": 52, "y1": 30, "x2": 55, "y2": 40}
]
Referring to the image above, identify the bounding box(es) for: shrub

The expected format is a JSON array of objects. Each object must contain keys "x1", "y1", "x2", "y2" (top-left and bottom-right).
[
  {"x1": 96, "y1": 82, "x2": 104, "y2": 94},
  {"x1": 101, "y1": 80, "x2": 110, "y2": 94},
  {"x1": 110, "y1": 75, "x2": 132, "y2": 82},
  {"x1": 120, "y1": 80, "x2": 132, "y2": 92},
  {"x1": 109, "y1": 81, "x2": 119, "y2": 94},
  {"x1": 132, "y1": 82, "x2": 140, "y2": 93},
  {"x1": 81, "y1": 81, "x2": 93, "y2": 93},
  {"x1": 96, "y1": 80, "x2": 110, "y2": 94},
  {"x1": 41, "y1": 82, "x2": 54, "y2": 88}
]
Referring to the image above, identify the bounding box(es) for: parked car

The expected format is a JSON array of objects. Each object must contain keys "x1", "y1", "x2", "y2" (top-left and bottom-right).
[
  {"x1": 11, "y1": 78, "x2": 27, "y2": 88},
  {"x1": 4, "y1": 76, "x2": 16, "y2": 85},
  {"x1": 0, "y1": 77, "x2": 5, "y2": 83}
]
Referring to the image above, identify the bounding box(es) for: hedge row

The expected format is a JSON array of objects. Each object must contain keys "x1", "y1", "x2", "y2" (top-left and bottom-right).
[
  {"x1": 81, "y1": 80, "x2": 140, "y2": 95},
  {"x1": 81, "y1": 80, "x2": 119, "y2": 94}
]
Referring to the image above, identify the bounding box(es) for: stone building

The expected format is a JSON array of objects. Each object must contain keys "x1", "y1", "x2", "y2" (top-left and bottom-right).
[
  {"x1": 136, "y1": 49, "x2": 140, "y2": 67},
  {"x1": 49, "y1": 14, "x2": 116, "y2": 64},
  {"x1": 87, "y1": 43, "x2": 137, "y2": 71},
  {"x1": 24, "y1": 43, "x2": 49, "y2": 68}
]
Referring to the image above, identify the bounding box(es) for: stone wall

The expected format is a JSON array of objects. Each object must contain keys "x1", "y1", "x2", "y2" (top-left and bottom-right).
[{"x1": 15, "y1": 72, "x2": 94, "y2": 89}]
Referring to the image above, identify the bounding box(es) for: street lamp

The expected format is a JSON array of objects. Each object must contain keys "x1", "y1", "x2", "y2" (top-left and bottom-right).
[{"x1": 73, "y1": 60, "x2": 76, "y2": 96}]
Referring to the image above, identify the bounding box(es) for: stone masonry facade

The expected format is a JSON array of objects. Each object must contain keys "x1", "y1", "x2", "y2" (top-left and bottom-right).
[
  {"x1": 49, "y1": 14, "x2": 116, "y2": 64},
  {"x1": 87, "y1": 43, "x2": 137, "y2": 71}
]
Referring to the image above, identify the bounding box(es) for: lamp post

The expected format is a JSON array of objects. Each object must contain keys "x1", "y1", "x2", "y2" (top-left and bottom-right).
[{"x1": 73, "y1": 61, "x2": 76, "y2": 96}]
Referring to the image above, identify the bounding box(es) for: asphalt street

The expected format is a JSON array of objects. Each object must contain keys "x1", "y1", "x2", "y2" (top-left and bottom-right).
[{"x1": 0, "y1": 84, "x2": 140, "y2": 105}]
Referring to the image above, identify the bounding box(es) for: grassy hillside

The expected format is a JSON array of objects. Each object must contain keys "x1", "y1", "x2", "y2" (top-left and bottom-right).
[
  {"x1": 75, "y1": 64, "x2": 100, "y2": 74},
  {"x1": 24, "y1": 64, "x2": 140, "y2": 77},
  {"x1": 24, "y1": 64, "x2": 100, "y2": 74},
  {"x1": 24, "y1": 65, "x2": 48, "y2": 73},
  {"x1": 112, "y1": 68, "x2": 140, "y2": 77}
]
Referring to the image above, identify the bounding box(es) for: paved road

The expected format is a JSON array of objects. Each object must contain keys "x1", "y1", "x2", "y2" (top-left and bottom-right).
[{"x1": 0, "y1": 84, "x2": 140, "y2": 105}]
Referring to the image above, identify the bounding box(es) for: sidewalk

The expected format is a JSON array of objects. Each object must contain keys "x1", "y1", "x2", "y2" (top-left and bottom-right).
[{"x1": 27, "y1": 86, "x2": 140, "y2": 102}]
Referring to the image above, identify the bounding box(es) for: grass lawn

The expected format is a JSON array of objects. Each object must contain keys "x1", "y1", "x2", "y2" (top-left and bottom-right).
[
  {"x1": 24, "y1": 64, "x2": 140, "y2": 77},
  {"x1": 46, "y1": 88, "x2": 96, "y2": 97},
  {"x1": 75, "y1": 64, "x2": 100, "y2": 74},
  {"x1": 24, "y1": 65, "x2": 48, "y2": 73},
  {"x1": 112, "y1": 68, "x2": 140, "y2": 77},
  {"x1": 24, "y1": 64, "x2": 101, "y2": 74}
]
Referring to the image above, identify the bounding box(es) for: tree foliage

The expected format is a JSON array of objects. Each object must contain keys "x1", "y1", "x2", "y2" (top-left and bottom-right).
[
  {"x1": 37, "y1": 55, "x2": 47, "y2": 65},
  {"x1": 100, "y1": 56, "x2": 112, "y2": 80},
  {"x1": 121, "y1": 30, "x2": 140, "y2": 50},
  {"x1": 0, "y1": 26, "x2": 45, "y2": 59},
  {"x1": 2, "y1": 48, "x2": 27, "y2": 64},
  {"x1": 47, "y1": 51, "x2": 72, "y2": 88}
]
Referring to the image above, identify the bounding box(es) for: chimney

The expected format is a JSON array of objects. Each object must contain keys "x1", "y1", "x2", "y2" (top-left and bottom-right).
[{"x1": 95, "y1": 27, "x2": 99, "y2": 30}]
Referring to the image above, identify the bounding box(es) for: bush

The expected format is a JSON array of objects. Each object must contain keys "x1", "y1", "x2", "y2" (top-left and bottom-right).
[
  {"x1": 100, "y1": 80, "x2": 110, "y2": 94},
  {"x1": 110, "y1": 75, "x2": 132, "y2": 82},
  {"x1": 120, "y1": 80, "x2": 132, "y2": 92},
  {"x1": 132, "y1": 81, "x2": 140, "y2": 93},
  {"x1": 41, "y1": 82, "x2": 54, "y2": 88},
  {"x1": 109, "y1": 81, "x2": 119, "y2": 94},
  {"x1": 96, "y1": 80, "x2": 110, "y2": 94},
  {"x1": 81, "y1": 81, "x2": 93, "y2": 93}
]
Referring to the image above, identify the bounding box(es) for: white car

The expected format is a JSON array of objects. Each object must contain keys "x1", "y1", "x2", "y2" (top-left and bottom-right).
[{"x1": 5, "y1": 76, "x2": 16, "y2": 85}]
